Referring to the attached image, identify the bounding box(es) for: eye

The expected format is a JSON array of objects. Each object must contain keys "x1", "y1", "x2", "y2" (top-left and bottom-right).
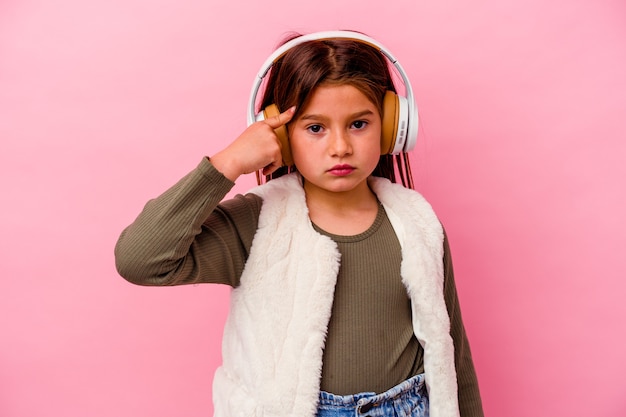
[
  {"x1": 306, "y1": 124, "x2": 324, "y2": 134},
  {"x1": 351, "y1": 120, "x2": 368, "y2": 130}
]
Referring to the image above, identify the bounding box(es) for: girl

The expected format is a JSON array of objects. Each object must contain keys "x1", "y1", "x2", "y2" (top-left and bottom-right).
[{"x1": 115, "y1": 31, "x2": 483, "y2": 417}]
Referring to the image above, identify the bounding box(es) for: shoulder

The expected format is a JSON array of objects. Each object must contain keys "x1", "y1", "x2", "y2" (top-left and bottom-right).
[
  {"x1": 368, "y1": 176, "x2": 437, "y2": 218},
  {"x1": 369, "y1": 176, "x2": 444, "y2": 251},
  {"x1": 217, "y1": 192, "x2": 263, "y2": 218},
  {"x1": 248, "y1": 173, "x2": 303, "y2": 198},
  {"x1": 368, "y1": 176, "x2": 429, "y2": 202},
  {"x1": 247, "y1": 173, "x2": 308, "y2": 219}
]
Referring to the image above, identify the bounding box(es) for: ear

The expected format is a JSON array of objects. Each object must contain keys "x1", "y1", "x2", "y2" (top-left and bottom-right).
[{"x1": 380, "y1": 91, "x2": 399, "y2": 155}]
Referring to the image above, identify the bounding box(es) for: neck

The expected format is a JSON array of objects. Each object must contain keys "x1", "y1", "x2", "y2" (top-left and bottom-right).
[{"x1": 303, "y1": 178, "x2": 379, "y2": 235}]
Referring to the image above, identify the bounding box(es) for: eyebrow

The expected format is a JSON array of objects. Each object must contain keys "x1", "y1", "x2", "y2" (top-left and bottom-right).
[{"x1": 299, "y1": 109, "x2": 376, "y2": 121}]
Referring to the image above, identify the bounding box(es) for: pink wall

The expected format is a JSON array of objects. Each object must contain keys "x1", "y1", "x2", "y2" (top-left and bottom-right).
[{"x1": 1, "y1": 1, "x2": 625, "y2": 416}]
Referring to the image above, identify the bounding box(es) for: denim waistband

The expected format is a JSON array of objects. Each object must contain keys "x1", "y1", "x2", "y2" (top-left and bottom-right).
[{"x1": 317, "y1": 374, "x2": 428, "y2": 417}]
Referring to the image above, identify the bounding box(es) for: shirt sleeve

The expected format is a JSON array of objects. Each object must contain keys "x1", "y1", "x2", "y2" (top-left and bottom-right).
[
  {"x1": 443, "y1": 231, "x2": 485, "y2": 417},
  {"x1": 114, "y1": 157, "x2": 262, "y2": 287}
]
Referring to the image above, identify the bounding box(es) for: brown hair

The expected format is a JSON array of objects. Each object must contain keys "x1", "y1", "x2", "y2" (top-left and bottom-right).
[{"x1": 258, "y1": 33, "x2": 414, "y2": 188}]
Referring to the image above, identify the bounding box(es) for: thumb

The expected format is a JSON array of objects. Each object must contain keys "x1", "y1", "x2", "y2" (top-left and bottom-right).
[{"x1": 264, "y1": 106, "x2": 296, "y2": 129}]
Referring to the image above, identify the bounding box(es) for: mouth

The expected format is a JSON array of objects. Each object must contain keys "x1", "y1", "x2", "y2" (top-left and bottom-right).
[{"x1": 327, "y1": 164, "x2": 355, "y2": 176}]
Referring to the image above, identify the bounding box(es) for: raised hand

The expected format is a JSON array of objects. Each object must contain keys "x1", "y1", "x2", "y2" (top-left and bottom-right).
[{"x1": 210, "y1": 106, "x2": 296, "y2": 181}]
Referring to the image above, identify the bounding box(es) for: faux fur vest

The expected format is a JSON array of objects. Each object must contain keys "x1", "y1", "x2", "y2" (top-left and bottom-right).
[{"x1": 212, "y1": 174, "x2": 460, "y2": 417}]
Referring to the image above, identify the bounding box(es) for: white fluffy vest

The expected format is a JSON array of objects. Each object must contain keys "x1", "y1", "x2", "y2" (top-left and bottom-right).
[{"x1": 212, "y1": 174, "x2": 460, "y2": 417}]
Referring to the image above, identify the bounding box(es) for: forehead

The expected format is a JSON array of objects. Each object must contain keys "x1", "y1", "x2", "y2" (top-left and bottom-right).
[{"x1": 300, "y1": 84, "x2": 378, "y2": 115}]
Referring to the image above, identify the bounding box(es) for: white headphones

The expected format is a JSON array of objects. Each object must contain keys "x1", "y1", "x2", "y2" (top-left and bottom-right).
[{"x1": 247, "y1": 30, "x2": 418, "y2": 163}]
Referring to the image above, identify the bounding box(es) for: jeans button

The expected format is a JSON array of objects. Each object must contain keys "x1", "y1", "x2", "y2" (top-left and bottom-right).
[{"x1": 358, "y1": 402, "x2": 373, "y2": 413}]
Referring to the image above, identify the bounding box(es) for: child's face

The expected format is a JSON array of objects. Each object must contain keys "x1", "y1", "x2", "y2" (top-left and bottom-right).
[{"x1": 289, "y1": 84, "x2": 381, "y2": 198}]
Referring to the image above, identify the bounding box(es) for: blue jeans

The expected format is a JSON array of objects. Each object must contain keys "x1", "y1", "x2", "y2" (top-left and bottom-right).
[{"x1": 316, "y1": 374, "x2": 429, "y2": 417}]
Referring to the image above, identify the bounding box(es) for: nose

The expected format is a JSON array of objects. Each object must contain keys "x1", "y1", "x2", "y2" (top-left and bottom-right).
[{"x1": 328, "y1": 129, "x2": 352, "y2": 157}]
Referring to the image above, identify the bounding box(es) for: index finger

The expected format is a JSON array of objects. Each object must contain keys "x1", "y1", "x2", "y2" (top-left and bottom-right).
[{"x1": 264, "y1": 105, "x2": 296, "y2": 129}]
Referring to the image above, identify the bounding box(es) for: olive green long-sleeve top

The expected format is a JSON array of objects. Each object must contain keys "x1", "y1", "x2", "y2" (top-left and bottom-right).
[{"x1": 115, "y1": 158, "x2": 484, "y2": 416}]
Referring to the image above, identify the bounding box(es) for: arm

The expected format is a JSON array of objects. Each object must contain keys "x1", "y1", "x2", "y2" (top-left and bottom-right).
[
  {"x1": 114, "y1": 158, "x2": 261, "y2": 287},
  {"x1": 443, "y1": 232, "x2": 485, "y2": 417},
  {"x1": 114, "y1": 106, "x2": 295, "y2": 286}
]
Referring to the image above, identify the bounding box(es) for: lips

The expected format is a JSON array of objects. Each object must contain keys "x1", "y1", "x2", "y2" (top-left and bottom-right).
[{"x1": 328, "y1": 164, "x2": 355, "y2": 176}]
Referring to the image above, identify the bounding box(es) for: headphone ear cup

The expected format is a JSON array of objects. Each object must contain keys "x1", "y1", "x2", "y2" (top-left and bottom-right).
[
  {"x1": 262, "y1": 104, "x2": 293, "y2": 166},
  {"x1": 380, "y1": 91, "x2": 399, "y2": 155}
]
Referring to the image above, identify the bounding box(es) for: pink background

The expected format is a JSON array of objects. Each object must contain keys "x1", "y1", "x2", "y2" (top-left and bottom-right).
[{"x1": 2, "y1": 0, "x2": 625, "y2": 416}]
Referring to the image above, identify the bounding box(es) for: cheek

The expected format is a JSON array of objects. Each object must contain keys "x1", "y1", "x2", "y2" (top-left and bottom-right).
[
  {"x1": 366, "y1": 127, "x2": 383, "y2": 154},
  {"x1": 367, "y1": 146, "x2": 381, "y2": 168},
  {"x1": 288, "y1": 132, "x2": 313, "y2": 168},
  {"x1": 365, "y1": 130, "x2": 383, "y2": 167},
  {"x1": 288, "y1": 130, "x2": 305, "y2": 154}
]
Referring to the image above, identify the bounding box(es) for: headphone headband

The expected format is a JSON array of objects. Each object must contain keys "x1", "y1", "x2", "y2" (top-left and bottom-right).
[{"x1": 247, "y1": 30, "x2": 418, "y2": 153}]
